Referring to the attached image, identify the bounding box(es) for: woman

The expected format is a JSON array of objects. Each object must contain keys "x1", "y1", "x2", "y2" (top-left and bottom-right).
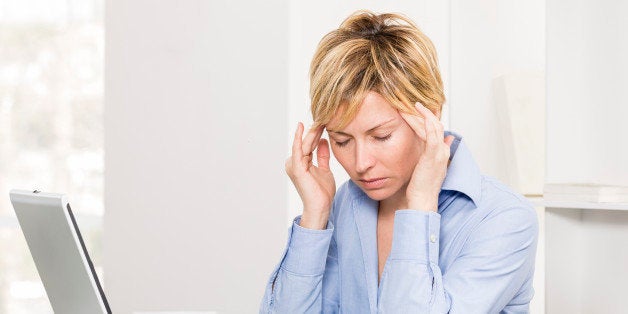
[{"x1": 261, "y1": 11, "x2": 538, "y2": 313}]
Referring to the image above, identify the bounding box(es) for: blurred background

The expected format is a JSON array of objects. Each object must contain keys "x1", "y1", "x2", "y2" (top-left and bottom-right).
[
  {"x1": 0, "y1": 0, "x2": 626, "y2": 313},
  {"x1": 0, "y1": 0, "x2": 104, "y2": 313}
]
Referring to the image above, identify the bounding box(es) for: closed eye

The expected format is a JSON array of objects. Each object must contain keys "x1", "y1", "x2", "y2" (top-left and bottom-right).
[
  {"x1": 374, "y1": 134, "x2": 392, "y2": 142},
  {"x1": 334, "y1": 139, "x2": 350, "y2": 147},
  {"x1": 333, "y1": 134, "x2": 391, "y2": 147}
]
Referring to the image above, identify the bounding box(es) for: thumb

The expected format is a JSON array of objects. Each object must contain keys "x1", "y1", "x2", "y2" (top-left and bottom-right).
[
  {"x1": 444, "y1": 135, "x2": 455, "y2": 147},
  {"x1": 317, "y1": 138, "x2": 331, "y2": 170}
]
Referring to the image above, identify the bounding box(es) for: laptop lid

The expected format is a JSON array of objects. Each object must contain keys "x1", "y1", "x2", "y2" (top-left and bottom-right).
[{"x1": 9, "y1": 189, "x2": 111, "y2": 314}]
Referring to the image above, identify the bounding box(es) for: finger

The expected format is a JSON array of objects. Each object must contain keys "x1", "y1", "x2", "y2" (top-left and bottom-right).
[
  {"x1": 415, "y1": 103, "x2": 440, "y2": 136},
  {"x1": 424, "y1": 113, "x2": 438, "y2": 147},
  {"x1": 301, "y1": 125, "x2": 324, "y2": 156},
  {"x1": 430, "y1": 117, "x2": 442, "y2": 142},
  {"x1": 309, "y1": 125, "x2": 325, "y2": 155},
  {"x1": 416, "y1": 102, "x2": 442, "y2": 141},
  {"x1": 434, "y1": 116, "x2": 444, "y2": 133},
  {"x1": 444, "y1": 135, "x2": 455, "y2": 147},
  {"x1": 400, "y1": 112, "x2": 427, "y2": 140},
  {"x1": 316, "y1": 138, "x2": 331, "y2": 170},
  {"x1": 441, "y1": 134, "x2": 454, "y2": 162},
  {"x1": 415, "y1": 102, "x2": 437, "y2": 120},
  {"x1": 291, "y1": 122, "x2": 304, "y2": 159}
]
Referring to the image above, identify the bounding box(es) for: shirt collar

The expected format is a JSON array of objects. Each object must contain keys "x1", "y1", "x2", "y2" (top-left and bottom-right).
[{"x1": 441, "y1": 130, "x2": 482, "y2": 206}]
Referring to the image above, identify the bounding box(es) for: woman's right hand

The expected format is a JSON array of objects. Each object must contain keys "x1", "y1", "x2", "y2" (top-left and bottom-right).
[{"x1": 285, "y1": 122, "x2": 336, "y2": 230}]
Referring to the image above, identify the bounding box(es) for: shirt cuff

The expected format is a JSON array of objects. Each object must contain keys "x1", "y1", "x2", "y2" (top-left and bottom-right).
[
  {"x1": 281, "y1": 216, "x2": 334, "y2": 276},
  {"x1": 389, "y1": 209, "x2": 441, "y2": 264}
]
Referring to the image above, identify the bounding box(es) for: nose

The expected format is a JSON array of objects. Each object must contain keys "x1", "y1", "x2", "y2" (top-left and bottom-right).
[{"x1": 355, "y1": 142, "x2": 375, "y2": 174}]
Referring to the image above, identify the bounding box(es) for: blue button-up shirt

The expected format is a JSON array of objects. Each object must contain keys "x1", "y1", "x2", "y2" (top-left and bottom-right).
[{"x1": 260, "y1": 131, "x2": 539, "y2": 313}]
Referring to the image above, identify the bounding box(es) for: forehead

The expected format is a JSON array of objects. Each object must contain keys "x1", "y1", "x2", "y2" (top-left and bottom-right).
[{"x1": 327, "y1": 91, "x2": 399, "y2": 132}]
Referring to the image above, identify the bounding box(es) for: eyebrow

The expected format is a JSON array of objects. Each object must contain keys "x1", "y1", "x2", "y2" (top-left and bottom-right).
[{"x1": 327, "y1": 117, "x2": 396, "y2": 136}]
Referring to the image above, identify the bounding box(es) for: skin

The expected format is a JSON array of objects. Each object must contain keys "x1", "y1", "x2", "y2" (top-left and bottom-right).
[{"x1": 285, "y1": 91, "x2": 455, "y2": 282}]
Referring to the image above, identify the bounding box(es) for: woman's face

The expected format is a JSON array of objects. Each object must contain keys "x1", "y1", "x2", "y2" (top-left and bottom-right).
[{"x1": 326, "y1": 91, "x2": 424, "y2": 201}]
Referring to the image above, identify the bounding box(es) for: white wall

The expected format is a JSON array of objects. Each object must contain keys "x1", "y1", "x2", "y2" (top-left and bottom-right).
[
  {"x1": 546, "y1": 0, "x2": 628, "y2": 186},
  {"x1": 545, "y1": 0, "x2": 628, "y2": 312},
  {"x1": 104, "y1": 1, "x2": 289, "y2": 313},
  {"x1": 449, "y1": 0, "x2": 545, "y2": 186}
]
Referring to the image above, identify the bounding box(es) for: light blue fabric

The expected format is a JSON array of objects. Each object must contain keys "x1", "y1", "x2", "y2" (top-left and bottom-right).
[{"x1": 260, "y1": 131, "x2": 539, "y2": 313}]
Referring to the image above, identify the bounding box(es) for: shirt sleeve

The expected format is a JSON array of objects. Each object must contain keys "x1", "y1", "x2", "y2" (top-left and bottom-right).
[
  {"x1": 378, "y1": 207, "x2": 538, "y2": 313},
  {"x1": 259, "y1": 216, "x2": 338, "y2": 314}
]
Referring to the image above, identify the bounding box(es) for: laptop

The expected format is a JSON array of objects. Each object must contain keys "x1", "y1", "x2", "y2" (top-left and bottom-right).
[{"x1": 9, "y1": 189, "x2": 112, "y2": 314}]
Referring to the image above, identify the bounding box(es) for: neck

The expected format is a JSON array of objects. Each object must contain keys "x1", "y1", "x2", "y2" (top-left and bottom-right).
[{"x1": 378, "y1": 183, "x2": 409, "y2": 217}]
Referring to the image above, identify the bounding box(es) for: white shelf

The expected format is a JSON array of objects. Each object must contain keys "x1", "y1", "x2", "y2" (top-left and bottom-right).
[{"x1": 526, "y1": 196, "x2": 628, "y2": 211}]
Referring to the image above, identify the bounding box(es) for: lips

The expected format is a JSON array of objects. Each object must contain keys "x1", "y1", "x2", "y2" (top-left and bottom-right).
[{"x1": 359, "y1": 177, "x2": 388, "y2": 189}]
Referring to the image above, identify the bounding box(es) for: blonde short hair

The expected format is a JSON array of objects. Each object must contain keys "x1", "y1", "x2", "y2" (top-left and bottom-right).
[{"x1": 310, "y1": 11, "x2": 445, "y2": 128}]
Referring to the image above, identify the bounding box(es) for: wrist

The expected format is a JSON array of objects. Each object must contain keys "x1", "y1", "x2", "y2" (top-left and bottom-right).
[
  {"x1": 407, "y1": 197, "x2": 438, "y2": 212},
  {"x1": 300, "y1": 211, "x2": 329, "y2": 230}
]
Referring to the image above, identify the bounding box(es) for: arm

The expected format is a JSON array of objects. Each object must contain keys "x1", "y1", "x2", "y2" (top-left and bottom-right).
[
  {"x1": 384, "y1": 103, "x2": 538, "y2": 311},
  {"x1": 261, "y1": 121, "x2": 339, "y2": 312},
  {"x1": 259, "y1": 216, "x2": 339, "y2": 313},
  {"x1": 377, "y1": 206, "x2": 538, "y2": 313}
]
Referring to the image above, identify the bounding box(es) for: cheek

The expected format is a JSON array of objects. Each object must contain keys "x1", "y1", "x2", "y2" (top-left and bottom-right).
[
  {"x1": 386, "y1": 133, "x2": 421, "y2": 172},
  {"x1": 330, "y1": 146, "x2": 354, "y2": 172}
]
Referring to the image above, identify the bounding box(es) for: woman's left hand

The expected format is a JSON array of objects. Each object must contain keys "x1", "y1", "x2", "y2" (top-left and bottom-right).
[{"x1": 400, "y1": 103, "x2": 456, "y2": 212}]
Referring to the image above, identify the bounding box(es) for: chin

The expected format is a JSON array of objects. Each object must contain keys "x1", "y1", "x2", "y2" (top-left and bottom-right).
[
  {"x1": 360, "y1": 186, "x2": 397, "y2": 201},
  {"x1": 352, "y1": 177, "x2": 408, "y2": 202}
]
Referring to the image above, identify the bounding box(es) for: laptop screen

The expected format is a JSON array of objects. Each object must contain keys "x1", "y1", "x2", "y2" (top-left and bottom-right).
[{"x1": 10, "y1": 190, "x2": 112, "y2": 314}]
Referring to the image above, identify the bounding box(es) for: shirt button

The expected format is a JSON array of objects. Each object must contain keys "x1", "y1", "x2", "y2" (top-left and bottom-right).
[{"x1": 430, "y1": 234, "x2": 437, "y2": 243}]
